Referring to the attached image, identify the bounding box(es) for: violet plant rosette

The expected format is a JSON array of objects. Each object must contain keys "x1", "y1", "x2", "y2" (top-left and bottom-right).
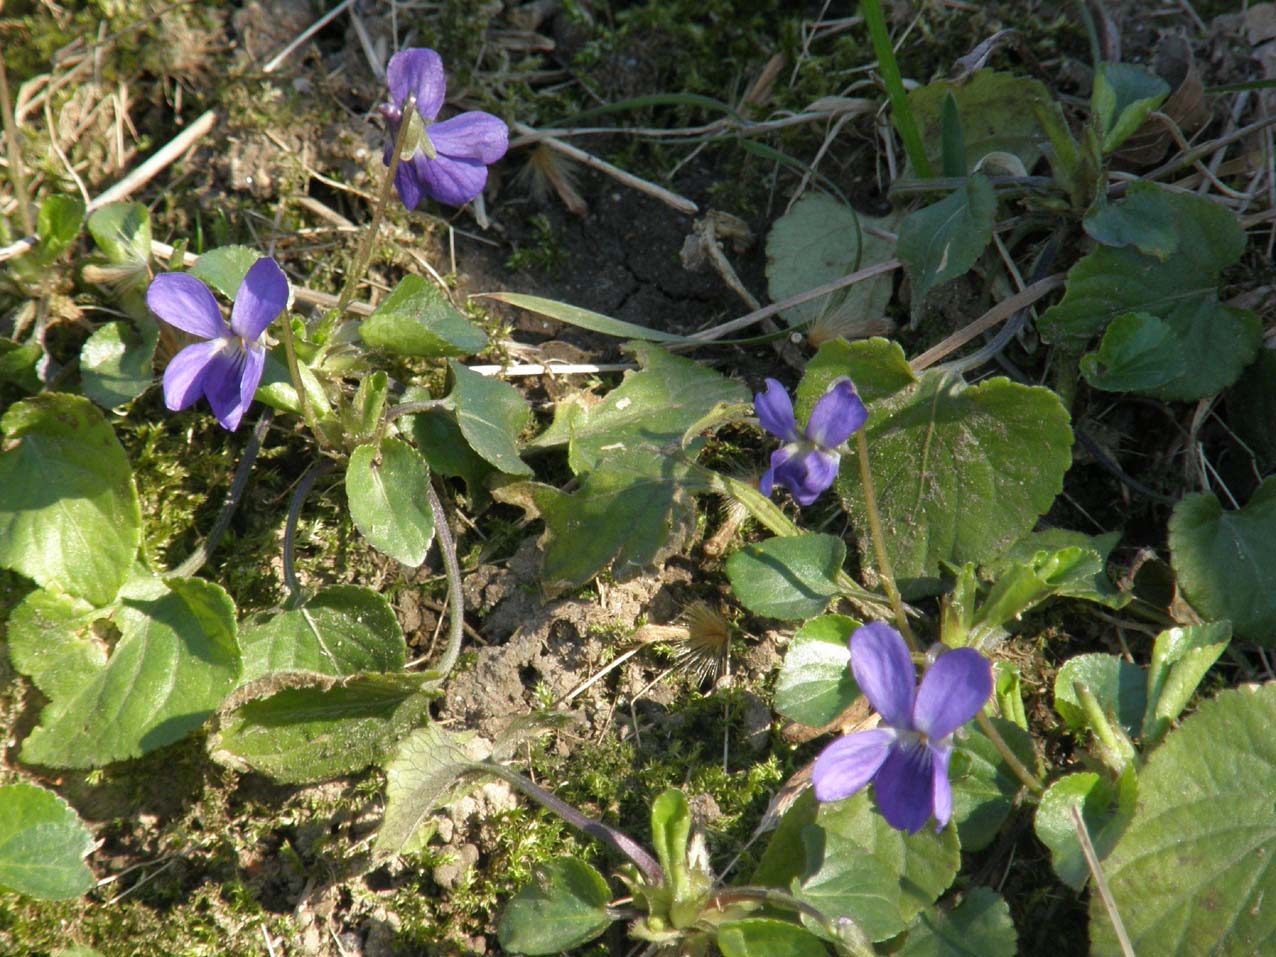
[
  {"x1": 812, "y1": 622, "x2": 993, "y2": 833},
  {"x1": 378, "y1": 48, "x2": 509, "y2": 209},
  {"x1": 148, "y1": 257, "x2": 289, "y2": 431},
  {"x1": 754, "y1": 376, "x2": 868, "y2": 506}
]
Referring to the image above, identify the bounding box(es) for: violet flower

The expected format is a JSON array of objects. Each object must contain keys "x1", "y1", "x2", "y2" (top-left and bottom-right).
[
  {"x1": 378, "y1": 48, "x2": 509, "y2": 209},
  {"x1": 812, "y1": 622, "x2": 992, "y2": 834},
  {"x1": 148, "y1": 257, "x2": 289, "y2": 432},
  {"x1": 755, "y1": 377, "x2": 867, "y2": 506}
]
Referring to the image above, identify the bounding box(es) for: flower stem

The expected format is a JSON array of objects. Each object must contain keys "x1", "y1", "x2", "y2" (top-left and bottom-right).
[
  {"x1": 475, "y1": 761, "x2": 664, "y2": 885},
  {"x1": 854, "y1": 430, "x2": 917, "y2": 650},
  {"x1": 336, "y1": 91, "x2": 417, "y2": 316},
  {"x1": 421, "y1": 479, "x2": 465, "y2": 682},
  {"x1": 279, "y1": 313, "x2": 320, "y2": 442},
  {"x1": 976, "y1": 709, "x2": 1044, "y2": 795},
  {"x1": 282, "y1": 459, "x2": 335, "y2": 607},
  {"x1": 173, "y1": 410, "x2": 272, "y2": 577}
]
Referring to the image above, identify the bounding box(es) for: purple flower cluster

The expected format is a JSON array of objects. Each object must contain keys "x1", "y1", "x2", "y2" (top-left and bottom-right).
[
  {"x1": 812, "y1": 623, "x2": 992, "y2": 833},
  {"x1": 378, "y1": 48, "x2": 509, "y2": 209},
  {"x1": 148, "y1": 258, "x2": 288, "y2": 431},
  {"x1": 755, "y1": 377, "x2": 867, "y2": 506}
]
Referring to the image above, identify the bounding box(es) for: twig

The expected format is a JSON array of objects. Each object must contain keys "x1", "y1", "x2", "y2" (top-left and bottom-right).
[
  {"x1": 465, "y1": 361, "x2": 635, "y2": 377},
  {"x1": 1073, "y1": 803, "x2": 1136, "y2": 957},
  {"x1": 261, "y1": 0, "x2": 356, "y2": 74},
  {"x1": 0, "y1": 109, "x2": 218, "y2": 263},
  {"x1": 510, "y1": 120, "x2": 698, "y2": 215},
  {"x1": 681, "y1": 258, "x2": 901, "y2": 343},
  {"x1": 976, "y1": 710, "x2": 1044, "y2": 794},
  {"x1": 173, "y1": 411, "x2": 273, "y2": 577},
  {"x1": 910, "y1": 274, "x2": 1065, "y2": 372}
]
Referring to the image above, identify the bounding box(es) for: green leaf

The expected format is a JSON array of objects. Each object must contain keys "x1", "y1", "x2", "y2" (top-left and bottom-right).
[
  {"x1": 0, "y1": 394, "x2": 142, "y2": 605},
  {"x1": 0, "y1": 783, "x2": 95, "y2": 900},
  {"x1": 406, "y1": 404, "x2": 494, "y2": 503},
  {"x1": 14, "y1": 574, "x2": 240, "y2": 768},
  {"x1": 447, "y1": 360, "x2": 531, "y2": 476},
  {"x1": 949, "y1": 717, "x2": 1037, "y2": 852},
  {"x1": 773, "y1": 614, "x2": 860, "y2": 727},
  {"x1": 79, "y1": 319, "x2": 158, "y2": 409},
  {"x1": 816, "y1": 789, "x2": 961, "y2": 931},
  {"x1": 906, "y1": 72, "x2": 1051, "y2": 173},
  {"x1": 1143, "y1": 622, "x2": 1231, "y2": 745},
  {"x1": 1169, "y1": 478, "x2": 1276, "y2": 643},
  {"x1": 1092, "y1": 62, "x2": 1170, "y2": 154},
  {"x1": 346, "y1": 439, "x2": 436, "y2": 566},
  {"x1": 897, "y1": 174, "x2": 995, "y2": 311},
  {"x1": 752, "y1": 790, "x2": 818, "y2": 889},
  {"x1": 482, "y1": 291, "x2": 684, "y2": 342},
  {"x1": 209, "y1": 672, "x2": 432, "y2": 784},
  {"x1": 765, "y1": 194, "x2": 896, "y2": 329},
  {"x1": 496, "y1": 450, "x2": 712, "y2": 593},
  {"x1": 1082, "y1": 185, "x2": 1178, "y2": 258},
  {"x1": 239, "y1": 585, "x2": 406, "y2": 684},
  {"x1": 1040, "y1": 188, "x2": 1259, "y2": 400},
  {"x1": 0, "y1": 338, "x2": 42, "y2": 392},
  {"x1": 1033, "y1": 769, "x2": 1135, "y2": 890},
  {"x1": 939, "y1": 92, "x2": 966, "y2": 178},
  {"x1": 87, "y1": 202, "x2": 150, "y2": 264},
  {"x1": 966, "y1": 537, "x2": 1127, "y2": 648},
  {"x1": 531, "y1": 341, "x2": 747, "y2": 474},
  {"x1": 256, "y1": 347, "x2": 334, "y2": 422},
  {"x1": 359, "y1": 275, "x2": 487, "y2": 357},
  {"x1": 986, "y1": 529, "x2": 1125, "y2": 608},
  {"x1": 35, "y1": 194, "x2": 85, "y2": 263},
  {"x1": 1053, "y1": 653, "x2": 1146, "y2": 738},
  {"x1": 792, "y1": 823, "x2": 905, "y2": 942},
  {"x1": 374, "y1": 723, "x2": 480, "y2": 859},
  {"x1": 1091, "y1": 684, "x2": 1276, "y2": 956},
  {"x1": 1080, "y1": 312, "x2": 1187, "y2": 393},
  {"x1": 804, "y1": 339, "x2": 1072, "y2": 597},
  {"x1": 726, "y1": 534, "x2": 845, "y2": 621},
  {"x1": 498, "y1": 858, "x2": 614, "y2": 955},
  {"x1": 898, "y1": 887, "x2": 1017, "y2": 957},
  {"x1": 189, "y1": 245, "x2": 260, "y2": 299},
  {"x1": 651, "y1": 788, "x2": 692, "y2": 898},
  {"x1": 718, "y1": 918, "x2": 830, "y2": 957},
  {"x1": 1227, "y1": 349, "x2": 1276, "y2": 472}
]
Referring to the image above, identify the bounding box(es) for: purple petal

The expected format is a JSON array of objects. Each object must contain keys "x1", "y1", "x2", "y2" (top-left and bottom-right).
[
  {"x1": 394, "y1": 158, "x2": 426, "y2": 211},
  {"x1": 147, "y1": 273, "x2": 227, "y2": 340},
  {"x1": 806, "y1": 378, "x2": 868, "y2": 449},
  {"x1": 759, "y1": 444, "x2": 796, "y2": 498},
  {"x1": 812, "y1": 729, "x2": 894, "y2": 803},
  {"x1": 387, "y1": 48, "x2": 445, "y2": 120},
  {"x1": 773, "y1": 447, "x2": 840, "y2": 506},
  {"x1": 851, "y1": 623, "x2": 916, "y2": 730},
  {"x1": 430, "y1": 111, "x2": 509, "y2": 164},
  {"x1": 238, "y1": 342, "x2": 266, "y2": 422},
  {"x1": 230, "y1": 258, "x2": 288, "y2": 340},
  {"x1": 203, "y1": 345, "x2": 251, "y2": 431},
  {"x1": 913, "y1": 648, "x2": 993, "y2": 740},
  {"x1": 873, "y1": 740, "x2": 934, "y2": 834},
  {"x1": 930, "y1": 744, "x2": 954, "y2": 831},
  {"x1": 410, "y1": 152, "x2": 490, "y2": 207},
  {"x1": 163, "y1": 339, "x2": 223, "y2": 411},
  {"x1": 755, "y1": 378, "x2": 799, "y2": 442}
]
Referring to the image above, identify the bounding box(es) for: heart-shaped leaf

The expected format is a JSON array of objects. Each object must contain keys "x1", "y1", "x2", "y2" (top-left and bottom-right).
[
  {"x1": 80, "y1": 319, "x2": 159, "y2": 409},
  {"x1": 347, "y1": 439, "x2": 436, "y2": 566},
  {"x1": 802, "y1": 339, "x2": 1072, "y2": 597},
  {"x1": 498, "y1": 858, "x2": 614, "y2": 955},
  {"x1": 726, "y1": 534, "x2": 846, "y2": 621},
  {"x1": 447, "y1": 360, "x2": 531, "y2": 476},
  {"x1": 774, "y1": 614, "x2": 860, "y2": 727},
  {"x1": 897, "y1": 175, "x2": 995, "y2": 311},
  {"x1": 0, "y1": 783, "x2": 95, "y2": 900},
  {"x1": 1091, "y1": 684, "x2": 1276, "y2": 955},
  {"x1": 899, "y1": 887, "x2": 1017, "y2": 957},
  {"x1": 1169, "y1": 478, "x2": 1276, "y2": 643},
  {"x1": 0, "y1": 394, "x2": 141, "y2": 606},
  {"x1": 359, "y1": 275, "x2": 487, "y2": 357}
]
